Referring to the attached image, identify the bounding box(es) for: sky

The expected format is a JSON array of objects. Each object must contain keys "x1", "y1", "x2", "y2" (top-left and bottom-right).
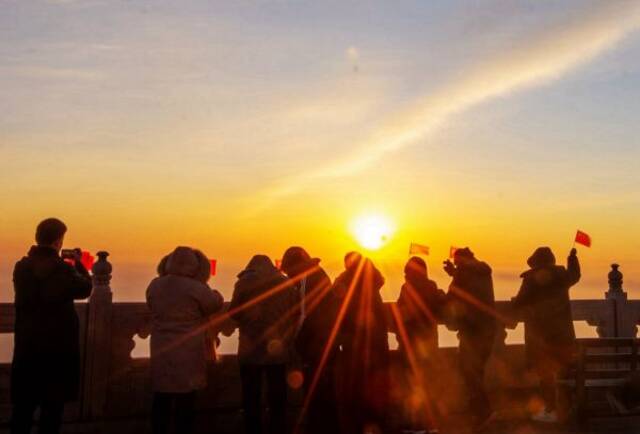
[{"x1": 2, "y1": 0, "x2": 640, "y2": 309}]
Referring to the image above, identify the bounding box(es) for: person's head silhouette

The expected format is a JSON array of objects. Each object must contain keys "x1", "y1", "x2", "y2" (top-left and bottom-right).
[
  {"x1": 281, "y1": 246, "x2": 319, "y2": 277},
  {"x1": 453, "y1": 247, "x2": 474, "y2": 266},
  {"x1": 344, "y1": 251, "x2": 363, "y2": 270},
  {"x1": 527, "y1": 247, "x2": 556, "y2": 269},
  {"x1": 405, "y1": 256, "x2": 427, "y2": 280},
  {"x1": 35, "y1": 217, "x2": 67, "y2": 252}
]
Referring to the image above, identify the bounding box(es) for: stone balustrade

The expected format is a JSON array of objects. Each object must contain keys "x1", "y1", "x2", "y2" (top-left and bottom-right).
[{"x1": 0, "y1": 253, "x2": 638, "y2": 433}]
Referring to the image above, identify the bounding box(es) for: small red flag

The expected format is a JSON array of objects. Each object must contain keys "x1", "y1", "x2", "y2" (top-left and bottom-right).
[
  {"x1": 80, "y1": 251, "x2": 94, "y2": 271},
  {"x1": 209, "y1": 259, "x2": 217, "y2": 276},
  {"x1": 575, "y1": 230, "x2": 592, "y2": 248},
  {"x1": 275, "y1": 259, "x2": 282, "y2": 270},
  {"x1": 449, "y1": 246, "x2": 460, "y2": 259}
]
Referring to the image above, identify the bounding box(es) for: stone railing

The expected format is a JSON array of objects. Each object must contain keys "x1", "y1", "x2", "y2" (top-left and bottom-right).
[{"x1": 0, "y1": 254, "x2": 638, "y2": 433}]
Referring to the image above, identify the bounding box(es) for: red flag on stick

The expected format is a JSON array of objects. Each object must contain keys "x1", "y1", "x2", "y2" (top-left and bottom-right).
[
  {"x1": 409, "y1": 243, "x2": 430, "y2": 256},
  {"x1": 575, "y1": 230, "x2": 592, "y2": 248},
  {"x1": 209, "y1": 259, "x2": 217, "y2": 276}
]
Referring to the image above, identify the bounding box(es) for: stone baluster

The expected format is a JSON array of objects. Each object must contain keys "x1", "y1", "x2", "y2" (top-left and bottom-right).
[
  {"x1": 83, "y1": 251, "x2": 113, "y2": 420},
  {"x1": 604, "y1": 264, "x2": 638, "y2": 338}
]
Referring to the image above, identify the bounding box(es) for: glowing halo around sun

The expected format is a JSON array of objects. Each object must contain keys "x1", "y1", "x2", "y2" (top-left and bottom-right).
[{"x1": 350, "y1": 214, "x2": 395, "y2": 250}]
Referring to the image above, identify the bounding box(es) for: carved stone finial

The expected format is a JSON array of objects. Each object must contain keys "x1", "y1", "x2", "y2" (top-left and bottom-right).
[
  {"x1": 92, "y1": 251, "x2": 112, "y2": 289},
  {"x1": 608, "y1": 263, "x2": 623, "y2": 292}
]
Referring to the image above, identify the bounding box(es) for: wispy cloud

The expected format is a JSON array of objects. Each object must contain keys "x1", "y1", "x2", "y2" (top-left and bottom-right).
[
  {"x1": 261, "y1": 1, "x2": 640, "y2": 204},
  {"x1": 1, "y1": 66, "x2": 106, "y2": 81}
]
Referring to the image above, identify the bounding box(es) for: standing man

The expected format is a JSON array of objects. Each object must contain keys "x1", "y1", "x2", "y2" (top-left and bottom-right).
[
  {"x1": 443, "y1": 247, "x2": 496, "y2": 431},
  {"x1": 11, "y1": 218, "x2": 93, "y2": 434},
  {"x1": 512, "y1": 247, "x2": 580, "y2": 423},
  {"x1": 333, "y1": 252, "x2": 390, "y2": 434},
  {"x1": 396, "y1": 257, "x2": 447, "y2": 433},
  {"x1": 280, "y1": 246, "x2": 338, "y2": 434}
]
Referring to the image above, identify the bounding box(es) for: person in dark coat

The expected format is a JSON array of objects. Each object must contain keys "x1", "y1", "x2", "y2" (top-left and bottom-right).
[
  {"x1": 511, "y1": 247, "x2": 580, "y2": 423},
  {"x1": 280, "y1": 246, "x2": 338, "y2": 434},
  {"x1": 10, "y1": 218, "x2": 93, "y2": 434},
  {"x1": 396, "y1": 257, "x2": 446, "y2": 433},
  {"x1": 443, "y1": 247, "x2": 496, "y2": 430},
  {"x1": 333, "y1": 252, "x2": 389, "y2": 434},
  {"x1": 229, "y1": 255, "x2": 299, "y2": 434}
]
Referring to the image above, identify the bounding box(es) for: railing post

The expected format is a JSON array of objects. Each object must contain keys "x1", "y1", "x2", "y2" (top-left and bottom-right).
[
  {"x1": 83, "y1": 251, "x2": 113, "y2": 421},
  {"x1": 605, "y1": 264, "x2": 637, "y2": 338}
]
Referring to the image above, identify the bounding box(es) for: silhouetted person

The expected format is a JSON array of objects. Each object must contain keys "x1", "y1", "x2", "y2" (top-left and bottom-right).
[
  {"x1": 443, "y1": 247, "x2": 496, "y2": 430},
  {"x1": 280, "y1": 247, "x2": 339, "y2": 434},
  {"x1": 10, "y1": 218, "x2": 92, "y2": 434},
  {"x1": 396, "y1": 257, "x2": 446, "y2": 433},
  {"x1": 230, "y1": 255, "x2": 299, "y2": 434},
  {"x1": 333, "y1": 252, "x2": 390, "y2": 434},
  {"x1": 511, "y1": 247, "x2": 580, "y2": 423},
  {"x1": 147, "y1": 247, "x2": 224, "y2": 434}
]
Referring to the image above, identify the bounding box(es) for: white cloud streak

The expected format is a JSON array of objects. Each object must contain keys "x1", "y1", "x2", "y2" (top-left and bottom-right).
[
  {"x1": 5, "y1": 66, "x2": 106, "y2": 81},
  {"x1": 262, "y1": 1, "x2": 640, "y2": 203}
]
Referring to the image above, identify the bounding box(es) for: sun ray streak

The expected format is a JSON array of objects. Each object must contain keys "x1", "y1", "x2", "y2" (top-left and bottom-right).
[
  {"x1": 448, "y1": 284, "x2": 512, "y2": 326},
  {"x1": 401, "y1": 282, "x2": 438, "y2": 325},
  {"x1": 294, "y1": 258, "x2": 366, "y2": 434},
  {"x1": 245, "y1": 278, "x2": 333, "y2": 356},
  {"x1": 390, "y1": 303, "x2": 436, "y2": 427}
]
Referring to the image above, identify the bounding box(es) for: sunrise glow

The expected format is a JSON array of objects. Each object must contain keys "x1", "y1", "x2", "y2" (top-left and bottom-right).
[
  {"x1": 351, "y1": 214, "x2": 394, "y2": 251},
  {"x1": 1, "y1": 2, "x2": 640, "y2": 303}
]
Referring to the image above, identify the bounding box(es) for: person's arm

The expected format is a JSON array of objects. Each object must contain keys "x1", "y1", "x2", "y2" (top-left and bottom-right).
[
  {"x1": 425, "y1": 283, "x2": 447, "y2": 320},
  {"x1": 440, "y1": 290, "x2": 460, "y2": 331},
  {"x1": 48, "y1": 261, "x2": 93, "y2": 302},
  {"x1": 195, "y1": 283, "x2": 224, "y2": 316},
  {"x1": 511, "y1": 277, "x2": 533, "y2": 309},
  {"x1": 396, "y1": 284, "x2": 409, "y2": 314},
  {"x1": 71, "y1": 261, "x2": 93, "y2": 299},
  {"x1": 228, "y1": 282, "x2": 247, "y2": 323},
  {"x1": 145, "y1": 279, "x2": 155, "y2": 309},
  {"x1": 567, "y1": 248, "x2": 581, "y2": 287}
]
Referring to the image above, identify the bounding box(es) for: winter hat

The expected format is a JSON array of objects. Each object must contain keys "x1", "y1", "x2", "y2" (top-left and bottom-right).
[{"x1": 281, "y1": 246, "x2": 319, "y2": 275}]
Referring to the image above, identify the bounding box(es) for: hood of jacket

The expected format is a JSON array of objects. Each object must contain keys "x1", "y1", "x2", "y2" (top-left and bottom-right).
[
  {"x1": 237, "y1": 255, "x2": 279, "y2": 279},
  {"x1": 165, "y1": 246, "x2": 199, "y2": 278},
  {"x1": 527, "y1": 247, "x2": 556, "y2": 269},
  {"x1": 281, "y1": 246, "x2": 320, "y2": 277}
]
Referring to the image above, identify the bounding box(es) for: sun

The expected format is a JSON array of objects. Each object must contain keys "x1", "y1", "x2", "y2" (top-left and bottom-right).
[{"x1": 351, "y1": 214, "x2": 394, "y2": 250}]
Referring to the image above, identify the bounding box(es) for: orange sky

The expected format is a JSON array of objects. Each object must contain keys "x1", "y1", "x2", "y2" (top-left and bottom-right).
[{"x1": 2, "y1": 1, "x2": 640, "y2": 304}]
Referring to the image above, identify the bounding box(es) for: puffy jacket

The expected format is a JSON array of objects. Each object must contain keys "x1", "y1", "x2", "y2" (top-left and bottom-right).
[
  {"x1": 512, "y1": 250, "x2": 580, "y2": 363},
  {"x1": 147, "y1": 247, "x2": 224, "y2": 392},
  {"x1": 229, "y1": 255, "x2": 298, "y2": 365}
]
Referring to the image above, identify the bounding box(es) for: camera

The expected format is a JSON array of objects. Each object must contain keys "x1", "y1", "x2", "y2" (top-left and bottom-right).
[{"x1": 61, "y1": 248, "x2": 81, "y2": 260}]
